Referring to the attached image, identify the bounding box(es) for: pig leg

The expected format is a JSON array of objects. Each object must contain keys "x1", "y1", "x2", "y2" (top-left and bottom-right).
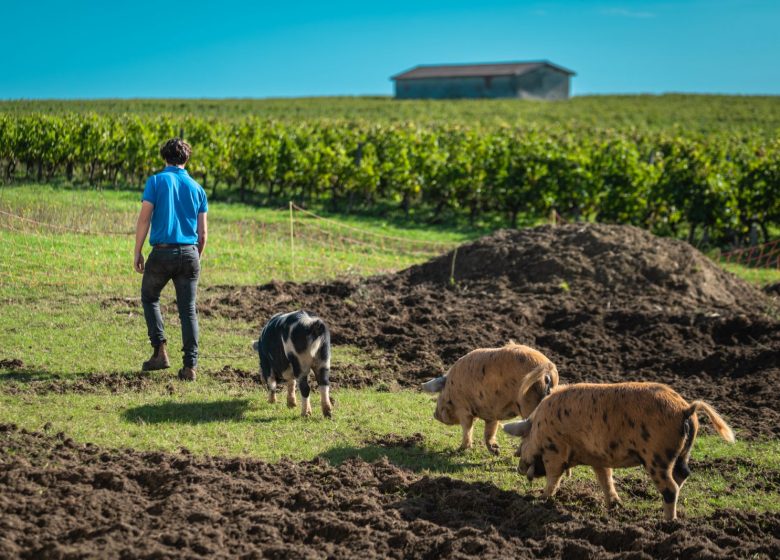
[
  {"x1": 459, "y1": 415, "x2": 475, "y2": 450},
  {"x1": 593, "y1": 467, "x2": 621, "y2": 508},
  {"x1": 298, "y1": 375, "x2": 312, "y2": 417},
  {"x1": 314, "y1": 363, "x2": 333, "y2": 418},
  {"x1": 649, "y1": 467, "x2": 680, "y2": 520},
  {"x1": 542, "y1": 457, "x2": 567, "y2": 499},
  {"x1": 261, "y1": 355, "x2": 276, "y2": 404},
  {"x1": 672, "y1": 455, "x2": 691, "y2": 488},
  {"x1": 484, "y1": 420, "x2": 500, "y2": 455},
  {"x1": 286, "y1": 379, "x2": 298, "y2": 408},
  {"x1": 287, "y1": 353, "x2": 312, "y2": 417},
  {"x1": 543, "y1": 472, "x2": 564, "y2": 498}
]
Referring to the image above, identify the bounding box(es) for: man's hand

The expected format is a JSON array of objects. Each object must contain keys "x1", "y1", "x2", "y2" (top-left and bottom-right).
[
  {"x1": 134, "y1": 252, "x2": 145, "y2": 274},
  {"x1": 134, "y1": 201, "x2": 154, "y2": 273}
]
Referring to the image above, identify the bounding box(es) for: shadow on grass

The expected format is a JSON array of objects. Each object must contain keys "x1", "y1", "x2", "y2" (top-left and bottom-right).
[
  {"x1": 319, "y1": 444, "x2": 484, "y2": 475},
  {"x1": 122, "y1": 399, "x2": 252, "y2": 424}
]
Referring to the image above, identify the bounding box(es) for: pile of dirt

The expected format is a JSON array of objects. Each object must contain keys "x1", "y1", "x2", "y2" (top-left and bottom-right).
[
  {"x1": 200, "y1": 224, "x2": 780, "y2": 437},
  {"x1": 1, "y1": 370, "x2": 155, "y2": 395},
  {"x1": 407, "y1": 225, "x2": 770, "y2": 313},
  {"x1": 1, "y1": 424, "x2": 778, "y2": 559}
]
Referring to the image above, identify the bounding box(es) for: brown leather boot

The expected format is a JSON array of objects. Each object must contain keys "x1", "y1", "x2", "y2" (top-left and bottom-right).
[
  {"x1": 178, "y1": 366, "x2": 196, "y2": 381},
  {"x1": 142, "y1": 342, "x2": 170, "y2": 371}
]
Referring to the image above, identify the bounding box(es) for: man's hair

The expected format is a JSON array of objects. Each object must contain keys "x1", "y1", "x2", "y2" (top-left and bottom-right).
[{"x1": 160, "y1": 138, "x2": 192, "y2": 166}]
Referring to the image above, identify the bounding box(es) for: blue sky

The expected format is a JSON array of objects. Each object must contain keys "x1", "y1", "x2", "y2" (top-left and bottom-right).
[{"x1": 2, "y1": 0, "x2": 778, "y2": 98}]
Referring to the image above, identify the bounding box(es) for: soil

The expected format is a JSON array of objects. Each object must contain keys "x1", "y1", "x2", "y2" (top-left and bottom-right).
[
  {"x1": 364, "y1": 432, "x2": 425, "y2": 449},
  {"x1": 0, "y1": 358, "x2": 24, "y2": 369},
  {"x1": 2, "y1": 424, "x2": 778, "y2": 560},
  {"x1": 199, "y1": 224, "x2": 780, "y2": 438},
  {"x1": 1, "y1": 371, "x2": 155, "y2": 395}
]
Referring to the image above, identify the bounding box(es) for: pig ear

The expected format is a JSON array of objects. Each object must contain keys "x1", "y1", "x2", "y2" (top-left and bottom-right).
[
  {"x1": 503, "y1": 419, "x2": 532, "y2": 438},
  {"x1": 421, "y1": 376, "x2": 446, "y2": 393}
]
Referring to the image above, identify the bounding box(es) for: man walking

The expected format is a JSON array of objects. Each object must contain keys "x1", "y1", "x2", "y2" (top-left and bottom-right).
[{"x1": 133, "y1": 138, "x2": 208, "y2": 381}]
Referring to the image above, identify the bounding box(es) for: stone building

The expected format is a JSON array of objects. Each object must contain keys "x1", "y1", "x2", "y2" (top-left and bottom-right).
[{"x1": 392, "y1": 61, "x2": 575, "y2": 100}]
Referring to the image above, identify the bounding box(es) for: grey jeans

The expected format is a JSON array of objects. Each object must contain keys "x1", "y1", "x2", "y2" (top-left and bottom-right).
[{"x1": 141, "y1": 245, "x2": 201, "y2": 367}]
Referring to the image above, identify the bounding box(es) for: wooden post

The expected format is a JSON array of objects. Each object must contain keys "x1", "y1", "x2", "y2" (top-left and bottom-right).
[
  {"x1": 289, "y1": 201, "x2": 295, "y2": 280},
  {"x1": 449, "y1": 247, "x2": 458, "y2": 286}
]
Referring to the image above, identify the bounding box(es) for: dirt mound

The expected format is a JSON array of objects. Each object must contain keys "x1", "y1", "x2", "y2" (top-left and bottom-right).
[
  {"x1": 2, "y1": 424, "x2": 778, "y2": 559},
  {"x1": 407, "y1": 225, "x2": 769, "y2": 312},
  {"x1": 201, "y1": 224, "x2": 780, "y2": 438}
]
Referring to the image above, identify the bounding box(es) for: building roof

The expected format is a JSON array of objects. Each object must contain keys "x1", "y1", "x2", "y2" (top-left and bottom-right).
[{"x1": 391, "y1": 61, "x2": 575, "y2": 81}]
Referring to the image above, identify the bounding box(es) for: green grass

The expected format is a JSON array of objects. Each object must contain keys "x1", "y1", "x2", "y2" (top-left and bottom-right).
[
  {"x1": 0, "y1": 184, "x2": 472, "y2": 377},
  {"x1": 720, "y1": 261, "x2": 780, "y2": 286},
  {"x1": 0, "y1": 380, "x2": 776, "y2": 518}
]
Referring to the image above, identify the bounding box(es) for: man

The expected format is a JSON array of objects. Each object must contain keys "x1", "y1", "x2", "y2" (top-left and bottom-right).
[{"x1": 133, "y1": 138, "x2": 208, "y2": 381}]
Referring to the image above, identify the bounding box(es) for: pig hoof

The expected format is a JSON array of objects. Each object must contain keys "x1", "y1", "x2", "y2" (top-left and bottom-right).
[
  {"x1": 607, "y1": 496, "x2": 622, "y2": 509},
  {"x1": 287, "y1": 399, "x2": 297, "y2": 409},
  {"x1": 323, "y1": 407, "x2": 333, "y2": 419},
  {"x1": 268, "y1": 394, "x2": 277, "y2": 404},
  {"x1": 487, "y1": 443, "x2": 500, "y2": 456}
]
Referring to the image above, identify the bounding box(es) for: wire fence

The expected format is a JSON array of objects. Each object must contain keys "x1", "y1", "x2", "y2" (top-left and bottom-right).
[
  {"x1": 0, "y1": 200, "x2": 460, "y2": 301},
  {"x1": 722, "y1": 239, "x2": 780, "y2": 269}
]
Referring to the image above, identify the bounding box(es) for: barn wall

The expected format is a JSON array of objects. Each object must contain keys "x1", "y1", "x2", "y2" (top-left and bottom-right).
[
  {"x1": 395, "y1": 76, "x2": 517, "y2": 99},
  {"x1": 394, "y1": 67, "x2": 571, "y2": 100},
  {"x1": 513, "y1": 67, "x2": 570, "y2": 100}
]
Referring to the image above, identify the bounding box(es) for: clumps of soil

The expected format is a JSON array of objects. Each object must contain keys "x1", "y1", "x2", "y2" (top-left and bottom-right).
[
  {"x1": 201, "y1": 224, "x2": 780, "y2": 438},
  {"x1": 211, "y1": 365, "x2": 262, "y2": 387},
  {"x1": 0, "y1": 358, "x2": 24, "y2": 369},
  {"x1": 407, "y1": 225, "x2": 770, "y2": 313},
  {"x1": 1, "y1": 424, "x2": 778, "y2": 559},
  {"x1": 1, "y1": 371, "x2": 153, "y2": 395},
  {"x1": 2, "y1": 366, "x2": 267, "y2": 396},
  {"x1": 365, "y1": 432, "x2": 425, "y2": 449}
]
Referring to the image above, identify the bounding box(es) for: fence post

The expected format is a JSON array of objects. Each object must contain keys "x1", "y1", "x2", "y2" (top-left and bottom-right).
[
  {"x1": 289, "y1": 201, "x2": 295, "y2": 280},
  {"x1": 449, "y1": 247, "x2": 458, "y2": 286}
]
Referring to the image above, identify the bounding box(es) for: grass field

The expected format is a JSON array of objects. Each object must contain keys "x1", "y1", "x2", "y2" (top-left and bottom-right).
[{"x1": 1, "y1": 184, "x2": 779, "y2": 520}]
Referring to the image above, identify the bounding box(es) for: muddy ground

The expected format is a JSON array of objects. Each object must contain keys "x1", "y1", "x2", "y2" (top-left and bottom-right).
[
  {"x1": 1, "y1": 424, "x2": 778, "y2": 560},
  {"x1": 3, "y1": 224, "x2": 780, "y2": 559},
  {"x1": 200, "y1": 224, "x2": 780, "y2": 438}
]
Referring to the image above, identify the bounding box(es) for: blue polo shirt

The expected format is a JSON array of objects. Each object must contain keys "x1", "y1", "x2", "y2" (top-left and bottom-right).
[{"x1": 142, "y1": 166, "x2": 208, "y2": 246}]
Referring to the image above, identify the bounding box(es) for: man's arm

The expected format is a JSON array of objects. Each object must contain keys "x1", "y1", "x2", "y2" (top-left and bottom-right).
[
  {"x1": 197, "y1": 212, "x2": 208, "y2": 257},
  {"x1": 134, "y1": 201, "x2": 154, "y2": 273}
]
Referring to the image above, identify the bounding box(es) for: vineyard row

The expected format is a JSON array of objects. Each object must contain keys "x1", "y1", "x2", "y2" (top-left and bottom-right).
[{"x1": 2, "y1": 114, "x2": 779, "y2": 245}]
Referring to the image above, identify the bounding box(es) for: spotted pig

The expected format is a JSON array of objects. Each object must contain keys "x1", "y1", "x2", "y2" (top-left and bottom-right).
[
  {"x1": 503, "y1": 373, "x2": 735, "y2": 520},
  {"x1": 421, "y1": 343, "x2": 558, "y2": 454},
  {"x1": 252, "y1": 310, "x2": 333, "y2": 418}
]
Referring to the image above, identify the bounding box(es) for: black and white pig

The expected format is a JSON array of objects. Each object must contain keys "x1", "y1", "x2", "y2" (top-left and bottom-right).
[{"x1": 252, "y1": 310, "x2": 333, "y2": 418}]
